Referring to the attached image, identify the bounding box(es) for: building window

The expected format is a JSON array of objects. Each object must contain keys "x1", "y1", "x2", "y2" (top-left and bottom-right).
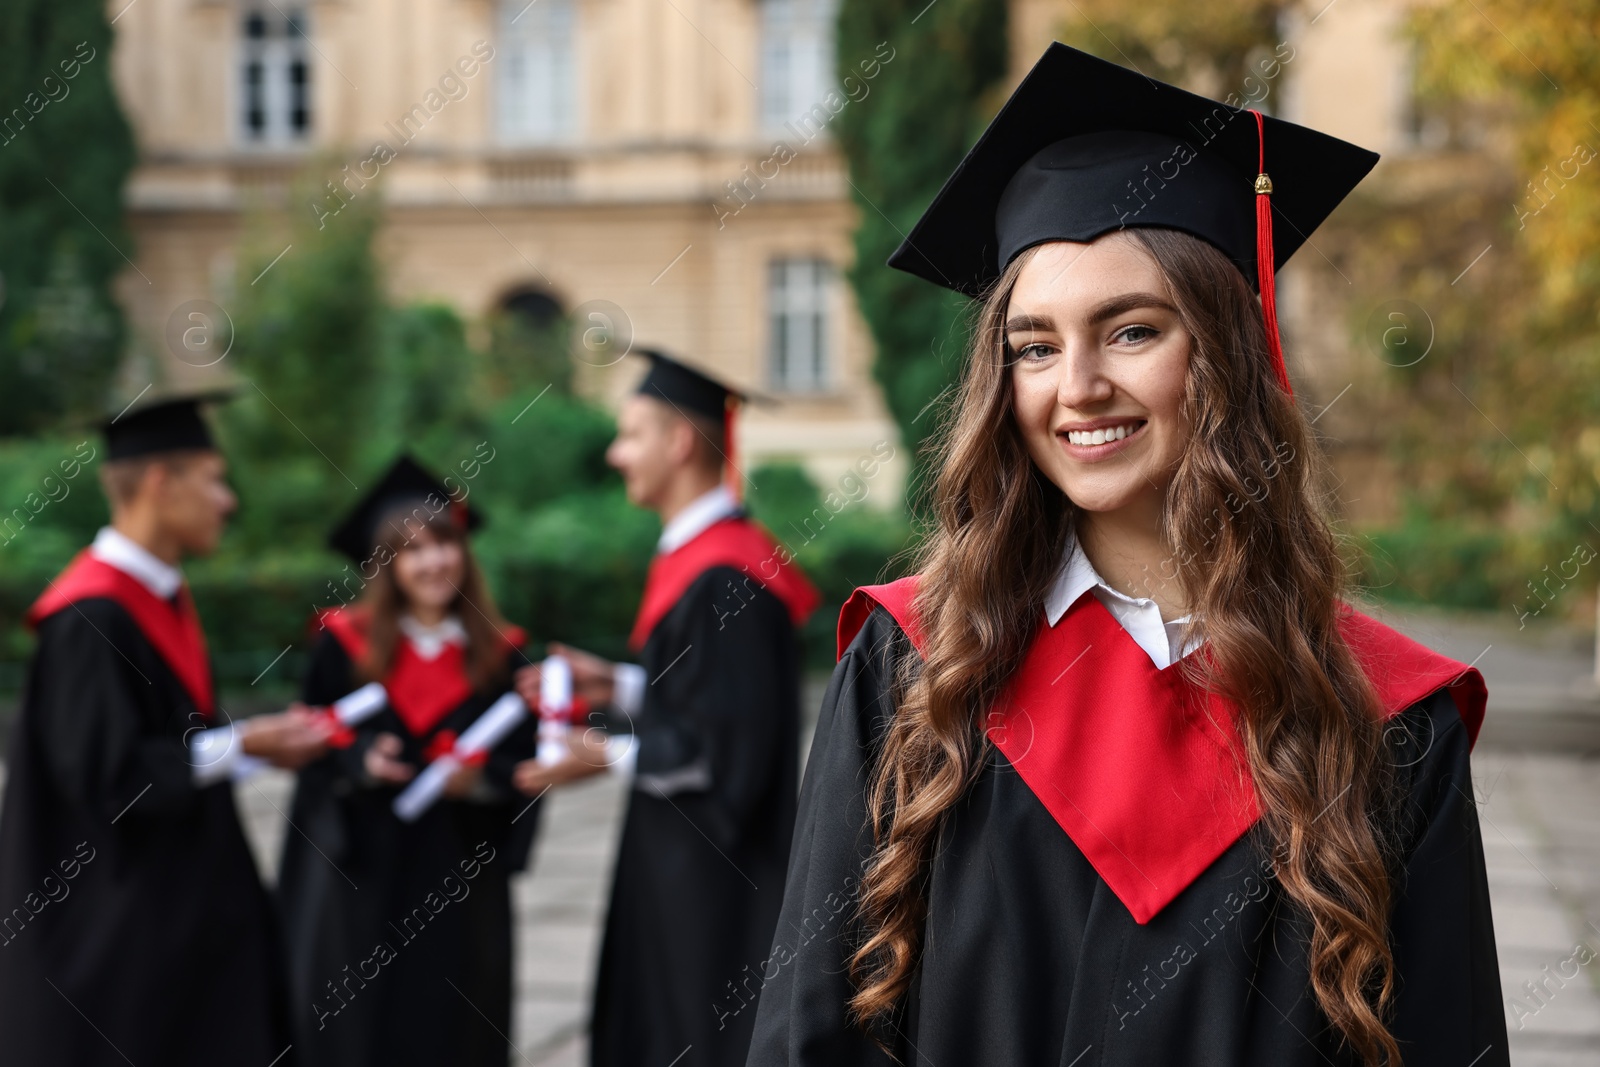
[
  {"x1": 240, "y1": 7, "x2": 311, "y2": 145},
  {"x1": 768, "y1": 258, "x2": 833, "y2": 393},
  {"x1": 498, "y1": 0, "x2": 578, "y2": 145},
  {"x1": 759, "y1": 0, "x2": 838, "y2": 134}
]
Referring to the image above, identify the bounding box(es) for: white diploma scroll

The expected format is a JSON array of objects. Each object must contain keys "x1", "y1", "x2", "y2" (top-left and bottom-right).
[
  {"x1": 331, "y1": 681, "x2": 389, "y2": 728},
  {"x1": 537, "y1": 656, "x2": 574, "y2": 765},
  {"x1": 391, "y1": 692, "x2": 528, "y2": 822},
  {"x1": 229, "y1": 682, "x2": 391, "y2": 782}
]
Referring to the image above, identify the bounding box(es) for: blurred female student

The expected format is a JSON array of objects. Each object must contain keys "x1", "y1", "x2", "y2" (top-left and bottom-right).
[{"x1": 278, "y1": 454, "x2": 540, "y2": 1067}]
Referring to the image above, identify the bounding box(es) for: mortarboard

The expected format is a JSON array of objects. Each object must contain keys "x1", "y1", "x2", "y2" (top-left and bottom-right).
[
  {"x1": 103, "y1": 388, "x2": 235, "y2": 461},
  {"x1": 327, "y1": 454, "x2": 482, "y2": 564},
  {"x1": 631, "y1": 348, "x2": 766, "y2": 501},
  {"x1": 888, "y1": 42, "x2": 1381, "y2": 396}
]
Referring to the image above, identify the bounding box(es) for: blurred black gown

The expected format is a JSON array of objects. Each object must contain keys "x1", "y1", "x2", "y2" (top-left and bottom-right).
[
  {"x1": 0, "y1": 553, "x2": 286, "y2": 1066},
  {"x1": 591, "y1": 510, "x2": 819, "y2": 1067},
  {"x1": 277, "y1": 616, "x2": 540, "y2": 1067},
  {"x1": 747, "y1": 583, "x2": 1511, "y2": 1067}
]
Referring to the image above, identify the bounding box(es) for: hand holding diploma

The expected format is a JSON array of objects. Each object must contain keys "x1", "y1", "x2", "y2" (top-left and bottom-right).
[
  {"x1": 511, "y1": 653, "x2": 607, "y2": 794},
  {"x1": 236, "y1": 707, "x2": 336, "y2": 771},
  {"x1": 511, "y1": 728, "x2": 612, "y2": 794},
  {"x1": 391, "y1": 692, "x2": 529, "y2": 822},
  {"x1": 513, "y1": 643, "x2": 619, "y2": 708}
]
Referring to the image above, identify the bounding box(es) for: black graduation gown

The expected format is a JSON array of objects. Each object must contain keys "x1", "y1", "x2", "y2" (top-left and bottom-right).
[
  {"x1": 0, "y1": 600, "x2": 287, "y2": 1066},
  {"x1": 747, "y1": 605, "x2": 1511, "y2": 1067},
  {"x1": 591, "y1": 564, "x2": 802, "y2": 1067},
  {"x1": 276, "y1": 631, "x2": 541, "y2": 1067}
]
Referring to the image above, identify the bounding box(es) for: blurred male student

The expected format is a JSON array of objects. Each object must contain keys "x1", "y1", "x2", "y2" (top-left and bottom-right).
[
  {"x1": 0, "y1": 391, "x2": 333, "y2": 1065},
  {"x1": 512, "y1": 350, "x2": 819, "y2": 1067}
]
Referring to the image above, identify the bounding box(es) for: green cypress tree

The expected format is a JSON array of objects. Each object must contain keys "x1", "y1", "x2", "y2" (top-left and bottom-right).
[
  {"x1": 832, "y1": 0, "x2": 1008, "y2": 500},
  {"x1": 0, "y1": 0, "x2": 136, "y2": 435}
]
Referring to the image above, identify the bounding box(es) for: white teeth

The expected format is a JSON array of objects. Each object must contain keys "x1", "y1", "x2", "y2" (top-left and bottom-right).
[{"x1": 1066, "y1": 422, "x2": 1139, "y2": 446}]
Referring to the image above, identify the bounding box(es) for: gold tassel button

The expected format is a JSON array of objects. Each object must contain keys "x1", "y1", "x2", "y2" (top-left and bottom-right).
[{"x1": 1254, "y1": 173, "x2": 1274, "y2": 195}]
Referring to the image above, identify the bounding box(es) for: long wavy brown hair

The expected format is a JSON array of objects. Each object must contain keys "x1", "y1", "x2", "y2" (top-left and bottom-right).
[
  {"x1": 356, "y1": 504, "x2": 515, "y2": 693},
  {"x1": 849, "y1": 228, "x2": 1403, "y2": 1064}
]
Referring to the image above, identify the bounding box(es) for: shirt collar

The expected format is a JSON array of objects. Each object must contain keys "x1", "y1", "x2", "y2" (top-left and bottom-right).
[
  {"x1": 90, "y1": 526, "x2": 183, "y2": 600},
  {"x1": 398, "y1": 614, "x2": 467, "y2": 660},
  {"x1": 657, "y1": 484, "x2": 741, "y2": 554},
  {"x1": 1044, "y1": 535, "x2": 1195, "y2": 628}
]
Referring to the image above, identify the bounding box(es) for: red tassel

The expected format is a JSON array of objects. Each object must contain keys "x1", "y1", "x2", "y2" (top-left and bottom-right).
[
  {"x1": 1250, "y1": 109, "x2": 1292, "y2": 397},
  {"x1": 723, "y1": 401, "x2": 742, "y2": 503}
]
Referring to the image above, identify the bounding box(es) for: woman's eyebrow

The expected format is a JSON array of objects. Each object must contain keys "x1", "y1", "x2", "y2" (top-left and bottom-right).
[
  {"x1": 1005, "y1": 294, "x2": 1177, "y2": 335},
  {"x1": 1086, "y1": 292, "x2": 1178, "y2": 324},
  {"x1": 1003, "y1": 313, "x2": 1055, "y2": 334}
]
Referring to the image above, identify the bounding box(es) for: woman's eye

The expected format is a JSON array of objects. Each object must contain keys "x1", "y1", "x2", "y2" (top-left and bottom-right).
[
  {"x1": 1011, "y1": 342, "x2": 1054, "y2": 361},
  {"x1": 1115, "y1": 325, "x2": 1158, "y2": 344}
]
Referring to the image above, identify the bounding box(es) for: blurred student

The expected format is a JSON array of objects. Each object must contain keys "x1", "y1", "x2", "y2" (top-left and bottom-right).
[
  {"x1": 0, "y1": 391, "x2": 333, "y2": 1066},
  {"x1": 511, "y1": 350, "x2": 820, "y2": 1067},
  {"x1": 277, "y1": 454, "x2": 541, "y2": 1067}
]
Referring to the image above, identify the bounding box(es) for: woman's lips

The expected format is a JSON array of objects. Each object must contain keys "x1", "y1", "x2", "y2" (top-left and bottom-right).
[{"x1": 1057, "y1": 418, "x2": 1147, "y2": 461}]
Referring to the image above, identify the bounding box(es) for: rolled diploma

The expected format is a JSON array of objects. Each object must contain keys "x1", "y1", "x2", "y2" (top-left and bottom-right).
[
  {"x1": 232, "y1": 682, "x2": 391, "y2": 781},
  {"x1": 333, "y1": 681, "x2": 388, "y2": 726},
  {"x1": 537, "y1": 656, "x2": 573, "y2": 765},
  {"x1": 391, "y1": 692, "x2": 528, "y2": 821}
]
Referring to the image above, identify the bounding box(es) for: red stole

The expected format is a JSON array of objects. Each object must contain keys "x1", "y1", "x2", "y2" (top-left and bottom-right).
[
  {"x1": 28, "y1": 550, "x2": 215, "y2": 719},
  {"x1": 319, "y1": 608, "x2": 525, "y2": 738},
  {"x1": 836, "y1": 575, "x2": 1488, "y2": 924},
  {"x1": 628, "y1": 516, "x2": 821, "y2": 653}
]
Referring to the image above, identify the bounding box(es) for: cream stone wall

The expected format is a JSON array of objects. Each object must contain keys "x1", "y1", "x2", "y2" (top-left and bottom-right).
[
  {"x1": 109, "y1": 0, "x2": 900, "y2": 501},
  {"x1": 109, "y1": 0, "x2": 1424, "y2": 516}
]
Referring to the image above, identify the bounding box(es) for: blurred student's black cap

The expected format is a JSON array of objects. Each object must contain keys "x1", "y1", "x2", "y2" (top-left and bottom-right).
[
  {"x1": 327, "y1": 453, "x2": 482, "y2": 563},
  {"x1": 632, "y1": 348, "x2": 768, "y2": 423},
  {"x1": 102, "y1": 387, "x2": 235, "y2": 461}
]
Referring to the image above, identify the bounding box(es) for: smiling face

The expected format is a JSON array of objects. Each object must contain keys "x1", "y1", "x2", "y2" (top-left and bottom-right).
[
  {"x1": 390, "y1": 525, "x2": 466, "y2": 614},
  {"x1": 1006, "y1": 233, "x2": 1193, "y2": 524}
]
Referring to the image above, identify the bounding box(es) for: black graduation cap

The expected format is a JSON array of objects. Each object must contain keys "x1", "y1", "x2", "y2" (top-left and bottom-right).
[
  {"x1": 327, "y1": 454, "x2": 482, "y2": 563},
  {"x1": 103, "y1": 388, "x2": 234, "y2": 461},
  {"x1": 888, "y1": 43, "x2": 1381, "y2": 395},
  {"x1": 632, "y1": 348, "x2": 756, "y2": 423},
  {"x1": 630, "y1": 348, "x2": 766, "y2": 500}
]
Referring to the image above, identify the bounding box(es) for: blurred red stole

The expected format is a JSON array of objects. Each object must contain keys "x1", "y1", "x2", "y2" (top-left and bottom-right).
[
  {"x1": 836, "y1": 575, "x2": 1487, "y2": 924},
  {"x1": 319, "y1": 607, "x2": 524, "y2": 737},
  {"x1": 29, "y1": 550, "x2": 215, "y2": 719},
  {"x1": 628, "y1": 516, "x2": 820, "y2": 653}
]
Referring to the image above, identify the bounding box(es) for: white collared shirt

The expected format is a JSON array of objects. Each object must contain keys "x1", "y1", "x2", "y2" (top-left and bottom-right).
[
  {"x1": 605, "y1": 484, "x2": 742, "y2": 785},
  {"x1": 398, "y1": 613, "x2": 467, "y2": 660},
  {"x1": 85, "y1": 528, "x2": 259, "y2": 785},
  {"x1": 1044, "y1": 537, "x2": 1203, "y2": 670},
  {"x1": 91, "y1": 526, "x2": 183, "y2": 599},
  {"x1": 657, "y1": 483, "x2": 740, "y2": 554}
]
